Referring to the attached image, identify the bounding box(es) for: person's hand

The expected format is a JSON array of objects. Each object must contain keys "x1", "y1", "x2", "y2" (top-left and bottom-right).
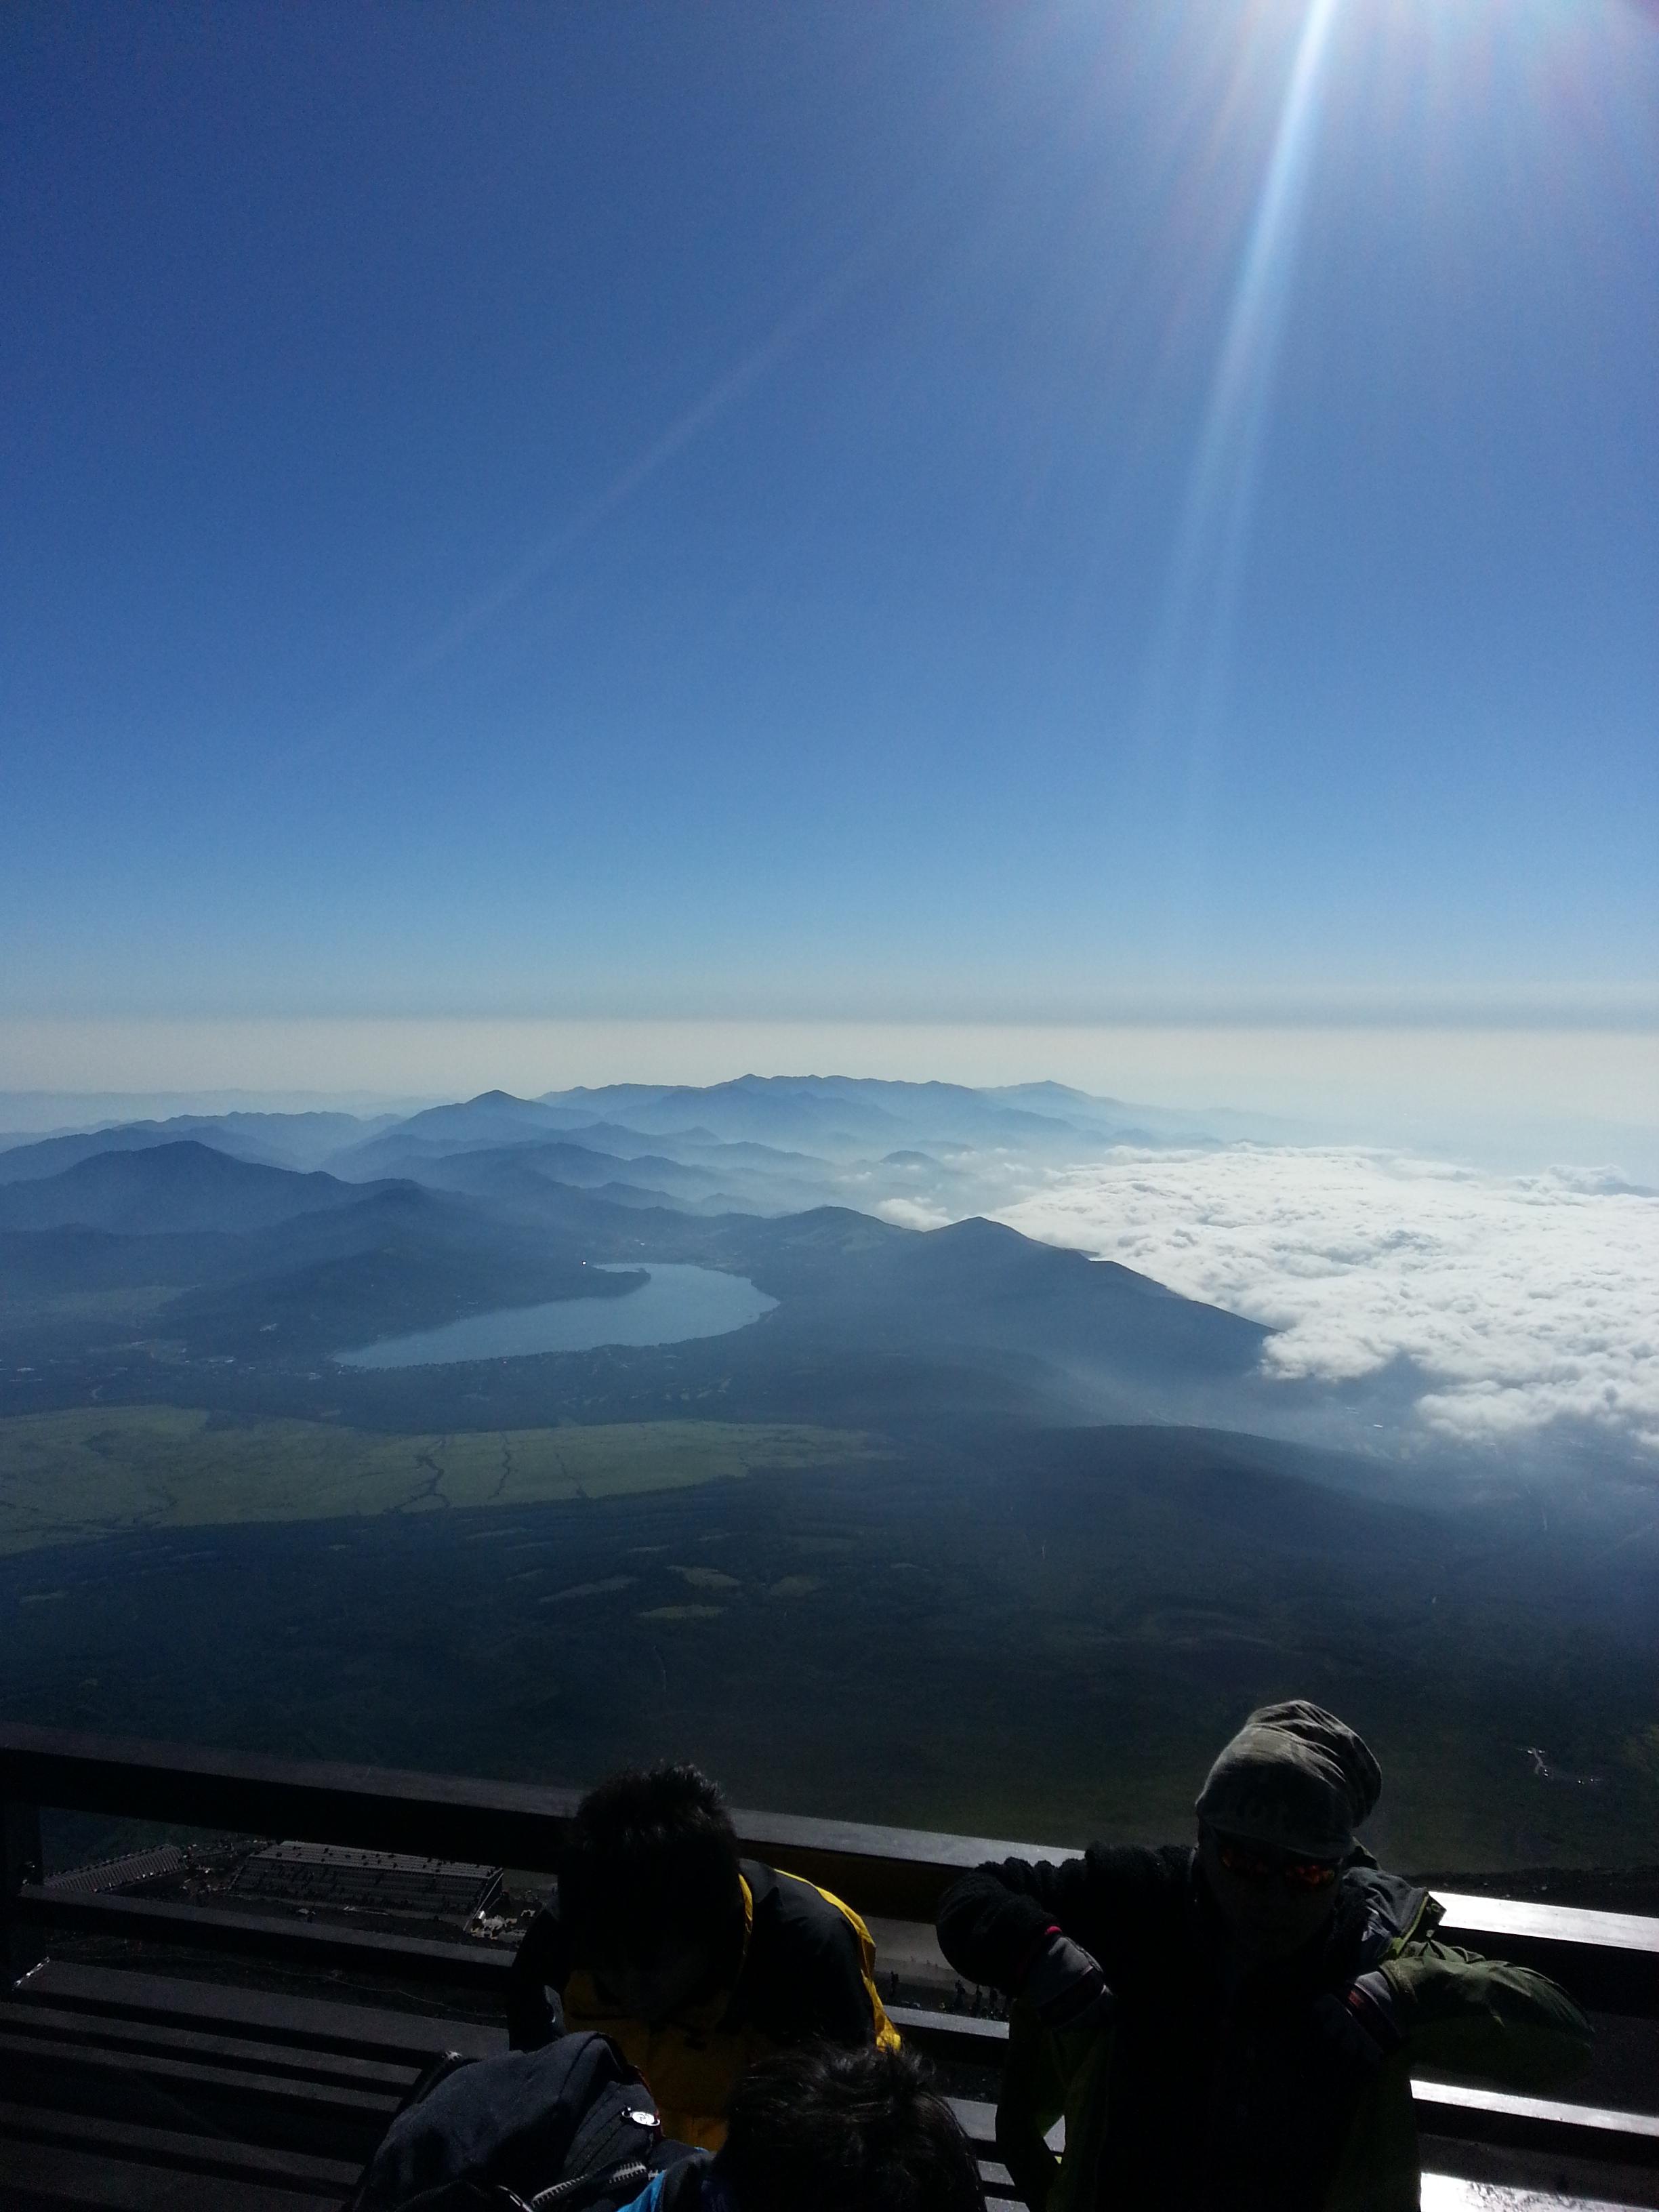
[
  {"x1": 1021, "y1": 1933, "x2": 1115, "y2": 2032},
  {"x1": 1311, "y1": 1969, "x2": 1403, "y2": 2074}
]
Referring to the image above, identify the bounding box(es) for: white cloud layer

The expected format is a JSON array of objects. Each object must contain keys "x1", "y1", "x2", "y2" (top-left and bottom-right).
[{"x1": 996, "y1": 1148, "x2": 1659, "y2": 1452}]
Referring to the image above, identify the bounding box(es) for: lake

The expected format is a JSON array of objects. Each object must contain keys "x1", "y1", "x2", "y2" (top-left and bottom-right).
[{"x1": 333, "y1": 1263, "x2": 777, "y2": 1370}]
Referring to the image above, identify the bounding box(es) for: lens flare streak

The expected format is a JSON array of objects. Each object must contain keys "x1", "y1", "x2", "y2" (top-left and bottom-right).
[{"x1": 1146, "y1": 0, "x2": 1345, "y2": 790}]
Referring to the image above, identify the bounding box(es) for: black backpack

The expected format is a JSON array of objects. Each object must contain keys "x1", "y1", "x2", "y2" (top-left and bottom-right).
[{"x1": 350, "y1": 2030, "x2": 705, "y2": 2212}]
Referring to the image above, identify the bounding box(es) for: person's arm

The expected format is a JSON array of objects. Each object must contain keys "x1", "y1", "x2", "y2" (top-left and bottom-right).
[
  {"x1": 937, "y1": 1855, "x2": 1114, "y2": 2033},
  {"x1": 1382, "y1": 1940, "x2": 1594, "y2": 2092},
  {"x1": 505, "y1": 1901, "x2": 575, "y2": 2051},
  {"x1": 936, "y1": 1856, "x2": 1107, "y2": 1993}
]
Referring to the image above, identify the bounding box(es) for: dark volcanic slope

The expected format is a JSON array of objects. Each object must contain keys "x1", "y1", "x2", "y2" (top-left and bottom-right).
[{"x1": 7, "y1": 1419, "x2": 1657, "y2": 1868}]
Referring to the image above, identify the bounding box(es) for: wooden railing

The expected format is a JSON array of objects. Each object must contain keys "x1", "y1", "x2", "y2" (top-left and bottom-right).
[{"x1": 4, "y1": 1721, "x2": 1656, "y2": 2011}]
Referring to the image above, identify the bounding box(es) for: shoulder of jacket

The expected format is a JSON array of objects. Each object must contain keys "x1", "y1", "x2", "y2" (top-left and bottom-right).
[
  {"x1": 739, "y1": 1858, "x2": 779, "y2": 1907},
  {"x1": 1342, "y1": 1866, "x2": 1440, "y2": 1963},
  {"x1": 754, "y1": 1863, "x2": 861, "y2": 1948}
]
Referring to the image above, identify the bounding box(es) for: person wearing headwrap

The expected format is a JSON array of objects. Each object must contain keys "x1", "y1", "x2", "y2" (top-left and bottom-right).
[{"x1": 936, "y1": 1700, "x2": 1591, "y2": 2212}]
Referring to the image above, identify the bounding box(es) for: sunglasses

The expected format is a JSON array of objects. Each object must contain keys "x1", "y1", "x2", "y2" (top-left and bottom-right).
[{"x1": 1214, "y1": 1834, "x2": 1340, "y2": 1891}]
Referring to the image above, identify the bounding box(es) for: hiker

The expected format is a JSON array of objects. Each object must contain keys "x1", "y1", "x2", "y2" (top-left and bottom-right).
[
  {"x1": 353, "y1": 2036, "x2": 981, "y2": 2212},
  {"x1": 935, "y1": 1700, "x2": 1593, "y2": 2212},
  {"x1": 506, "y1": 1763, "x2": 898, "y2": 2150}
]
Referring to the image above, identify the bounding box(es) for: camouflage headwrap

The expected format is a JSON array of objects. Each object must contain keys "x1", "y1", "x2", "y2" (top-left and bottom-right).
[{"x1": 1194, "y1": 1700, "x2": 1382, "y2": 1861}]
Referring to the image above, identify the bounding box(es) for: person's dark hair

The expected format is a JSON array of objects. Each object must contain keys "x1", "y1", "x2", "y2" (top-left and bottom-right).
[
  {"x1": 716, "y1": 2043, "x2": 984, "y2": 2212},
  {"x1": 557, "y1": 1763, "x2": 743, "y2": 1968}
]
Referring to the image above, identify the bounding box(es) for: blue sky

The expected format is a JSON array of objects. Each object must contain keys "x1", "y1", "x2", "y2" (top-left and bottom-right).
[{"x1": 4, "y1": 0, "x2": 1657, "y2": 1085}]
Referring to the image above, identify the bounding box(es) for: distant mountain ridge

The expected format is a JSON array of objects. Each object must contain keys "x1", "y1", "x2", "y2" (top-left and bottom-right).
[
  {"x1": 0, "y1": 1110, "x2": 387, "y2": 1181},
  {"x1": 0, "y1": 1078, "x2": 1312, "y2": 1192},
  {"x1": 0, "y1": 1142, "x2": 403, "y2": 1236},
  {"x1": 536, "y1": 1074, "x2": 1115, "y2": 1151},
  {"x1": 534, "y1": 1073, "x2": 1298, "y2": 1150},
  {"x1": 1, "y1": 1076, "x2": 1277, "y2": 1215}
]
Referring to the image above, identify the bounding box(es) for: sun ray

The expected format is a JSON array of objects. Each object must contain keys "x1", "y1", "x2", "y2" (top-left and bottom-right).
[{"x1": 1141, "y1": 0, "x2": 1345, "y2": 843}]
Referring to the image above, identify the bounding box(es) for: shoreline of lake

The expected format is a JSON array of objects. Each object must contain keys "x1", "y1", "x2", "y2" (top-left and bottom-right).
[{"x1": 333, "y1": 1261, "x2": 778, "y2": 1370}]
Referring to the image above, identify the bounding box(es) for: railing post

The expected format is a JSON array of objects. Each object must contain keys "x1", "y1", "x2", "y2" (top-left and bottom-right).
[{"x1": 1, "y1": 1784, "x2": 46, "y2": 1984}]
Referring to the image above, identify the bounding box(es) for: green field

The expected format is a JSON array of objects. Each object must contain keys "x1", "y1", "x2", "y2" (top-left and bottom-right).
[{"x1": 0, "y1": 1407, "x2": 888, "y2": 1555}]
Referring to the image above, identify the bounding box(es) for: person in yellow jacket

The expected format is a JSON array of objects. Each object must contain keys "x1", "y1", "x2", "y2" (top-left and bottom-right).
[{"x1": 506, "y1": 1762, "x2": 899, "y2": 2151}]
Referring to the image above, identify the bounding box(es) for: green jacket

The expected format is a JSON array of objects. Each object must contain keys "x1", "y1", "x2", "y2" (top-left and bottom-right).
[{"x1": 937, "y1": 1845, "x2": 1592, "y2": 2212}]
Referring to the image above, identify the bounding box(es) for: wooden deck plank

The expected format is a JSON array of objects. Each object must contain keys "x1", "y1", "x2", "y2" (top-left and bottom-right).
[
  {"x1": 0, "y1": 2135, "x2": 341, "y2": 2211},
  {"x1": 0, "y1": 1998, "x2": 418, "y2": 2089},
  {"x1": 1417, "y1": 2081, "x2": 1659, "y2": 2151},
  {"x1": 0, "y1": 2102, "x2": 361, "y2": 2191},
  {"x1": 1422, "y1": 2184, "x2": 1650, "y2": 2211},
  {"x1": 0, "y1": 2028, "x2": 403, "y2": 2121},
  {"x1": 12, "y1": 1959, "x2": 507, "y2": 2062}
]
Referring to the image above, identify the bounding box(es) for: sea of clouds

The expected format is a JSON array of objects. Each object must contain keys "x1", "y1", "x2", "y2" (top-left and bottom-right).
[{"x1": 987, "y1": 1147, "x2": 1658, "y2": 1454}]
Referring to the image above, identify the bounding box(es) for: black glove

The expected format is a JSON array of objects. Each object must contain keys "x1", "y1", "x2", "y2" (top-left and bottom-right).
[
  {"x1": 1021, "y1": 1932, "x2": 1115, "y2": 2033},
  {"x1": 1311, "y1": 1969, "x2": 1404, "y2": 2076}
]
